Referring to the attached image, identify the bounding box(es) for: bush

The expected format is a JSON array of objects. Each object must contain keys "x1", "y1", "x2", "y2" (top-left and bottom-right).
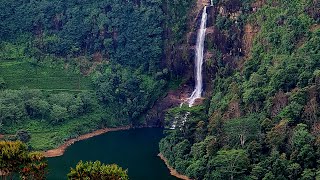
[
  {"x1": 0, "y1": 77, "x2": 6, "y2": 89},
  {"x1": 16, "y1": 130, "x2": 31, "y2": 143}
]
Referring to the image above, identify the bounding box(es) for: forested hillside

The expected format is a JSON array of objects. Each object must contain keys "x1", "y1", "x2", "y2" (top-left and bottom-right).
[
  {"x1": 0, "y1": 0, "x2": 194, "y2": 150},
  {"x1": 1, "y1": 0, "x2": 320, "y2": 179},
  {"x1": 1, "y1": 0, "x2": 163, "y2": 69},
  {"x1": 160, "y1": 0, "x2": 320, "y2": 179}
]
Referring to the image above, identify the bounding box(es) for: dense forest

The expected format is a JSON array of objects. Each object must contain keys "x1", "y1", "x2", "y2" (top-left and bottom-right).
[
  {"x1": 0, "y1": 0, "x2": 190, "y2": 150},
  {"x1": 1, "y1": 0, "x2": 320, "y2": 179},
  {"x1": 160, "y1": 0, "x2": 320, "y2": 179}
]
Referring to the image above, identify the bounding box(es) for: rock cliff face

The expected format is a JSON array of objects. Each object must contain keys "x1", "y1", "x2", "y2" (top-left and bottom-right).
[{"x1": 146, "y1": 0, "x2": 263, "y2": 126}]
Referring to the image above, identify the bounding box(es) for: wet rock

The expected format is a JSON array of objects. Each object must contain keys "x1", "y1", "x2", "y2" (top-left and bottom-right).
[
  {"x1": 242, "y1": 24, "x2": 260, "y2": 58},
  {"x1": 145, "y1": 86, "x2": 193, "y2": 127},
  {"x1": 188, "y1": 32, "x2": 198, "y2": 46}
]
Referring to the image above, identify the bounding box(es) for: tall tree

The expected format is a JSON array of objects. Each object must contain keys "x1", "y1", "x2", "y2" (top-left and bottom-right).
[
  {"x1": 210, "y1": 149, "x2": 250, "y2": 180},
  {"x1": 0, "y1": 141, "x2": 47, "y2": 180},
  {"x1": 67, "y1": 161, "x2": 128, "y2": 180}
]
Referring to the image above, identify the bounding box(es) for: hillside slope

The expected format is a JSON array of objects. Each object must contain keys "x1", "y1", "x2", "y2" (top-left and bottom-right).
[
  {"x1": 160, "y1": 0, "x2": 320, "y2": 179},
  {"x1": 0, "y1": 0, "x2": 183, "y2": 150}
]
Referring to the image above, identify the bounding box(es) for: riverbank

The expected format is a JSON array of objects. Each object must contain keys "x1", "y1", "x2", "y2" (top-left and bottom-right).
[
  {"x1": 158, "y1": 153, "x2": 191, "y2": 180},
  {"x1": 43, "y1": 126, "x2": 131, "y2": 157}
]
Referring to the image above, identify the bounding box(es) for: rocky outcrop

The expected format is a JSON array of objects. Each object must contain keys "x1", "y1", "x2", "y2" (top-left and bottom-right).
[
  {"x1": 145, "y1": 86, "x2": 193, "y2": 126},
  {"x1": 242, "y1": 24, "x2": 259, "y2": 58},
  {"x1": 270, "y1": 91, "x2": 289, "y2": 118},
  {"x1": 197, "y1": 0, "x2": 211, "y2": 10},
  {"x1": 150, "y1": 0, "x2": 266, "y2": 126}
]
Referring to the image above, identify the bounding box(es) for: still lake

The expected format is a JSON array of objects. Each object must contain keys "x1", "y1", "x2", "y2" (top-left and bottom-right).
[{"x1": 47, "y1": 128, "x2": 177, "y2": 180}]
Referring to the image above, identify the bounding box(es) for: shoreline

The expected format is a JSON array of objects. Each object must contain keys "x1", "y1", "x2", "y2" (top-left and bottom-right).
[
  {"x1": 43, "y1": 126, "x2": 131, "y2": 158},
  {"x1": 158, "y1": 153, "x2": 191, "y2": 180}
]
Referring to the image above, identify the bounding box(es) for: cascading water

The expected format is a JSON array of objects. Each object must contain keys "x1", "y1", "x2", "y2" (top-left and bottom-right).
[
  {"x1": 188, "y1": 6, "x2": 208, "y2": 107},
  {"x1": 170, "y1": 112, "x2": 190, "y2": 130},
  {"x1": 171, "y1": 6, "x2": 208, "y2": 129}
]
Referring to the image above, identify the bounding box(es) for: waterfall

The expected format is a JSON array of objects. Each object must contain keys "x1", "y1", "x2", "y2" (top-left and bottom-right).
[
  {"x1": 188, "y1": 6, "x2": 207, "y2": 107},
  {"x1": 170, "y1": 7, "x2": 208, "y2": 130},
  {"x1": 211, "y1": 0, "x2": 214, "y2": 6}
]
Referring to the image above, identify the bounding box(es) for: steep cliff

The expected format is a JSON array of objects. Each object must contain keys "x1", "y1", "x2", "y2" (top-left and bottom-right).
[{"x1": 146, "y1": 0, "x2": 252, "y2": 125}]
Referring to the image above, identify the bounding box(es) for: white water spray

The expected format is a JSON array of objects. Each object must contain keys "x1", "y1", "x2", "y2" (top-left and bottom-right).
[
  {"x1": 170, "y1": 112, "x2": 190, "y2": 130},
  {"x1": 188, "y1": 6, "x2": 207, "y2": 107},
  {"x1": 170, "y1": 7, "x2": 208, "y2": 129}
]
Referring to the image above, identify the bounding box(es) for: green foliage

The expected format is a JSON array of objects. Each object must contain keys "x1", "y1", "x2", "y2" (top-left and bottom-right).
[
  {"x1": 290, "y1": 124, "x2": 316, "y2": 168},
  {"x1": 216, "y1": 15, "x2": 233, "y2": 31},
  {"x1": 1, "y1": 0, "x2": 164, "y2": 73},
  {"x1": 0, "y1": 59, "x2": 92, "y2": 90},
  {"x1": 160, "y1": 0, "x2": 320, "y2": 179},
  {"x1": 4, "y1": 109, "x2": 116, "y2": 150},
  {"x1": 20, "y1": 152, "x2": 48, "y2": 180},
  {"x1": 0, "y1": 88, "x2": 110, "y2": 150},
  {"x1": 165, "y1": 105, "x2": 206, "y2": 128},
  {"x1": 0, "y1": 141, "x2": 47, "y2": 179},
  {"x1": 93, "y1": 65, "x2": 166, "y2": 125},
  {"x1": 1, "y1": 0, "x2": 318, "y2": 179},
  {"x1": 223, "y1": 114, "x2": 262, "y2": 147},
  {"x1": 67, "y1": 161, "x2": 128, "y2": 180},
  {"x1": 0, "y1": 141, "x2": 28, "y2": 176},
  {"x1": 16, "y1": 130, "x2": 31, "y2": 143},
  {"x1": 0, "y1": 89, "x2": 97, "y2": 127},
  {"x1": 0, "y1": 42, "x2": 25, "y2": 61},
  {"x1": 250, "y1": 150, "x2": 295, "y2": 179},
  {"x1": 50, "y1": 105, "x2": 68, "y2": 125},
  {"x1": 278, "y1": 102, "x2": 304, "y2": 124},
  {"x1": 0, "y1": 0, "x2": 170, "y2": 149},
  {"x1": 209, "y1": 149, "x2": 250, "y2": 180},
  {"x1": 164, "y1": 0, "x2": 195, "y2": 45},
  {"x1": 0, "y1": 78, "x2": 6, "y2": 89}
]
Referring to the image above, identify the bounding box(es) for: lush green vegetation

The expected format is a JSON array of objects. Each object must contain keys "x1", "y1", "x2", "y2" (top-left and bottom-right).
[
  {"x1": 2, "y1": 0, "x2": 319, "y2": 178},
  {"x1": 0, "y1": 0, "x2": 196, "y2": 150},
  {"x1": 0, "y1": 141, "x2": 47, "y2": 180},
  {"x1": 0, "y1": 0, "x2": 163, "y2": 71},
  {"x1": 93, "y1": 64, "x2": 167, "y2": 125},
  {"x1": 0, "y1": 61, "x2": 92, "y2": 91},
  {"x1": 160, "y1": 0, "x2": 320, "y2": 179},
  {"x1": 68, "y1": 161, "x2": 128, "y2": 180},
  {"x1": 8, "y1": 118, "x2": 103, "y2": 151},
  {"x1": 0, "y1": 0, "x2": 183, "y2": 150}
]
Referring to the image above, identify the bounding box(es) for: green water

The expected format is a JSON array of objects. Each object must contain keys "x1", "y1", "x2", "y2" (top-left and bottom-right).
[{"x1": 48, "y1": 128, "x2": 177, "y2": 180}]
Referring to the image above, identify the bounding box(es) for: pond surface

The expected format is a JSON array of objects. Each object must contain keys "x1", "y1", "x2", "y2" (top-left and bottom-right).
[{"x1": 48, "y1": 128, "x2": 177, "y2": 180}]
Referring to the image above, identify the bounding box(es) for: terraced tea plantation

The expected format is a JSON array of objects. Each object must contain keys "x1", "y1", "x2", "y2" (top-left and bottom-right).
[{"x1": 0, "y1": 60, "x2": 92, "y2": 92}]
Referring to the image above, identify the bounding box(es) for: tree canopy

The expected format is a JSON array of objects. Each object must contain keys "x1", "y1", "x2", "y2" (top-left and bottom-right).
[
  {"x1": 0, "y1": 141, "x2": 47, "y2": 180},
  {"x1": 67, "y1": 161, "x2": 128, "y2": 180}
]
